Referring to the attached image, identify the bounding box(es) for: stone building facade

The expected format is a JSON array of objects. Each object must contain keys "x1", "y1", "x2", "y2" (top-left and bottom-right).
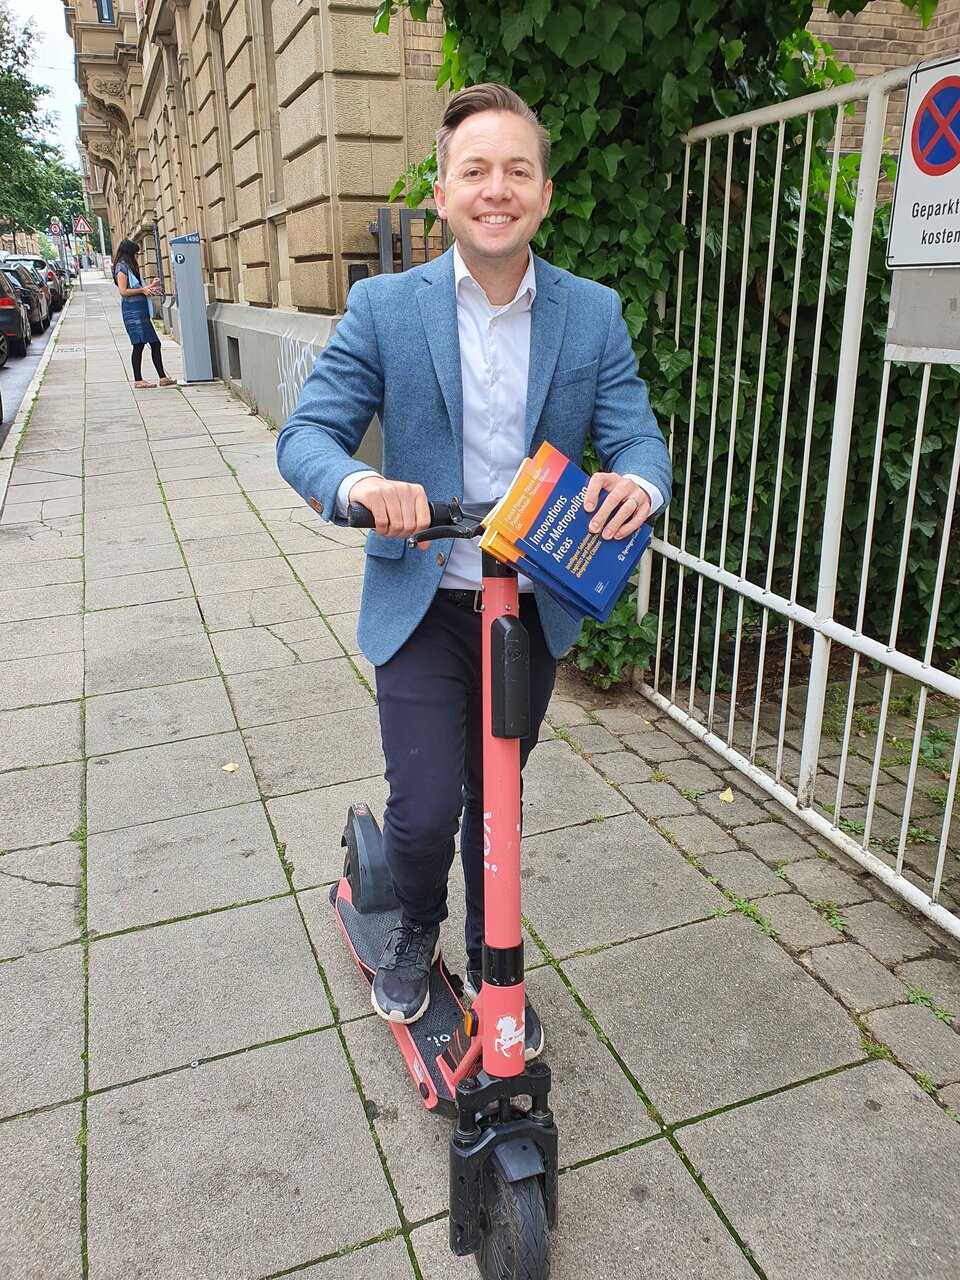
[
  {"x1": 66, "y1": 0, "x2": 446, "y2": 426},
  {"x1": 63, "y1": 0, "x2": 960, "y2": 421}
]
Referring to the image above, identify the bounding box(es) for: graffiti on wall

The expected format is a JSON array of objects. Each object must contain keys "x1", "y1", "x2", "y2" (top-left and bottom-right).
[{"x1": 277, "y1": 329, "x2": 320, "y2": 423}]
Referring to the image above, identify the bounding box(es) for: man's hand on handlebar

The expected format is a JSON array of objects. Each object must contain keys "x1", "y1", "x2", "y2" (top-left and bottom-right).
[{"x1": 348, "y1": 476, "x2": 433, "y2": 546}]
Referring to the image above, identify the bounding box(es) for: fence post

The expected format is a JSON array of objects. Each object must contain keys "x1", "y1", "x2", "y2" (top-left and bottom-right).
[{"x1": 797, "y1": 87, "x2": 888, "y2": 808}]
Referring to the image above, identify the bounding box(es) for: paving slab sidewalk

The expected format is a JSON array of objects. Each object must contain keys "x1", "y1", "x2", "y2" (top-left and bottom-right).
[{"x1": 2, "y1": 279, "x2": 959, "y2": 1280}]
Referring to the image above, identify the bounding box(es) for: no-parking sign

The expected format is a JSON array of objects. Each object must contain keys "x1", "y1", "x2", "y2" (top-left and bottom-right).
[{"x1": 888, "y1": 57, "x2": 960, "y2": 267}]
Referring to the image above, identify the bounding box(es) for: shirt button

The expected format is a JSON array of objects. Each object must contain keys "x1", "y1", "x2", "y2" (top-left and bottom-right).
[{"x1": 437, "y1": 552, "x2": 446, "y2": 566}]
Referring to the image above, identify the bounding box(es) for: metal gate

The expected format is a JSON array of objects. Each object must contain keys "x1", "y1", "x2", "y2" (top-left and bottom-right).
[{"x1": 640, "y1": 59, "x2": 960, "y2": 939}]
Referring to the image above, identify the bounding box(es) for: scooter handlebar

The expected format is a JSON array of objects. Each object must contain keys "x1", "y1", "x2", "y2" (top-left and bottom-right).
[
  {"x1": 347, "y1": 500, "x2": 454, "y2": 529},
  {"x1": 347, "y1": 499, "x2": 492, "y2": 543}
]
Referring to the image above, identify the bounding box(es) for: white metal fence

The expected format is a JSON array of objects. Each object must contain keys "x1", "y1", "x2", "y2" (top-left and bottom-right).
[{"x1": 640, "y1": 61, "x2": 960, "y2": 940}]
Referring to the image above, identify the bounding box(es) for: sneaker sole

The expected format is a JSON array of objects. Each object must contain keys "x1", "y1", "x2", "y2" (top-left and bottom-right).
[
  {"x1": 371, "y1": 984, "x2": 431, "y2": 1024},
  {"x1": 370, "y1": 938, "x2": 441, "y2": 1026}
]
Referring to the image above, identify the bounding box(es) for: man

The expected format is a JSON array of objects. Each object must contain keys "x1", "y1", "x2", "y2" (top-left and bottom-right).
[{"x1": 277, "y1": 84, "x2": 671, "y2": 1051}]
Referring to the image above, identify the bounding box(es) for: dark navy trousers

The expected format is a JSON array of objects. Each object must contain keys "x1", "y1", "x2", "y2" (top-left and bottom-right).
[{"x1": 374, "y1": 591, "x2": 557, "y2": 969}]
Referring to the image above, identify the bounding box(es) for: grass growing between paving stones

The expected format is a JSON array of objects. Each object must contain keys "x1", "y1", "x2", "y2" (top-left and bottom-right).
[
  {"x1": 76, "y1": 426, "x2": 91, "y2": 1280},
  {"x1": 713, "y1": 890, "x2": 777, "y2": 938},
  {"x1": 203, "y1": 644, "x2": 429, "y2": 1276},
  {"x1": 258, "y1": 1227, "x2": 410, "y2": 1280},
  {"x1": 906, "y1": 985, "x2": 956, "y2": 1024},
  {"x1": 524, "y1": 917, "x2": 787, "y2": 1280},
  {"x1": 915, "y1": 1070, "x2": 937, "y2": 1094},
  {"x1": 812, "y1": 900, "x2": 847, "y2": 932}
]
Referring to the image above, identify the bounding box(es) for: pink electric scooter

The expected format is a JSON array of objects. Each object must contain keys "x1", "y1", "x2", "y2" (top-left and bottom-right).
[{"x1": 331, "y1": 500, "x2": 558, "y2": 1280}]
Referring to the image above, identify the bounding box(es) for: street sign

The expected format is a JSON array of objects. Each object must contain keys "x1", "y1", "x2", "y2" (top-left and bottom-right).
[
  {"x1": 73, "y1": 213, "x2": 93, "y2": 236},
  {"x1": 888, "y1": 55, "x2": 960, "y2": 268},
  {"x1": 49, "y1": 217, "x2": 62, "y2": 237}
]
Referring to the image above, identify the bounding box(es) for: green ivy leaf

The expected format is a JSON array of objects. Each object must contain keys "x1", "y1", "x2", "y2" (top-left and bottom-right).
[
  {"x1": 647, "y1": 0, "x2": 680, "y2": 41},
  {"x1": 601, "y1": 143, "x2": 625, "y2": 180},
  {"x1": 501, "y1": 9, "x2": 534, "y2": 54},
  {"x1": 599, "y1": 42, "x2": 627, "y2": 75},
  {"x1": 580, "y1": 106, "x2": 600, "y2": 143}
]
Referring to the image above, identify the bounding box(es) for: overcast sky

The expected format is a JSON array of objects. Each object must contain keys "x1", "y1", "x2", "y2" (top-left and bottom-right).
[{"x1": 20, "y1": 0, "x2": 82, "y2": 167}]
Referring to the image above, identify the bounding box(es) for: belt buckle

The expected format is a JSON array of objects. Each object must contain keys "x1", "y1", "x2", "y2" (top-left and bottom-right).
[{"x1": 472, "y1": 588, "x2": 484, "y2": 613}]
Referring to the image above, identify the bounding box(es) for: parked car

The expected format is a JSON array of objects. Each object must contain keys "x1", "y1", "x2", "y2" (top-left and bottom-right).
[
  {"x1": 3, "y1": 263, "x2": 51, "y2": 333},
  {"x1": 0, "y1": 268, "x2": 31, "y2": 356},
  {"x1": 51, "y1": 260, "x2": 72, "y2": 294},
  {"x1": 5, "y1": 254, "x2": 65, "y2": 310}
]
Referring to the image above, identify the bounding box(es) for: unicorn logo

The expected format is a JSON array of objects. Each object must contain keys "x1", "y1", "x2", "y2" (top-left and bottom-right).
[{"x1": 494, "y1": 1014, "x2": 525, "y2": 1057}]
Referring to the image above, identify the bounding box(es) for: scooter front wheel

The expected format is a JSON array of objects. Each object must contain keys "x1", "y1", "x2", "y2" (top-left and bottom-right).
[{"x1": 477, "y1": 1163, "x2": 550, "y2": 1280}]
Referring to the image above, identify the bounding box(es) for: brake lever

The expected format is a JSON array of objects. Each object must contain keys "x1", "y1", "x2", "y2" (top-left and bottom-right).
[{"x1": 407, "y1": 518, "x2": 485, "y2": 546}]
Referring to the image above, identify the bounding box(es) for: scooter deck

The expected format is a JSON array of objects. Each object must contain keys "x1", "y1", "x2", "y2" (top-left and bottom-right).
[{"x1": 333, "y1": 882, "x2": 466, "y2": 1112}]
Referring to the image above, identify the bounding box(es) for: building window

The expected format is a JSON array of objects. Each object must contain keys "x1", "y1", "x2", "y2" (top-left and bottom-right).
[{"x1": 96, "y1": 0, "x2": 115, "y2": 23}]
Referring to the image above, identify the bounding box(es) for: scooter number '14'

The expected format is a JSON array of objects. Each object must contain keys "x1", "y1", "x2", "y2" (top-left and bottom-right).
[{"x1": 482, "y1": 810, "x2": 498, "y2": 875}]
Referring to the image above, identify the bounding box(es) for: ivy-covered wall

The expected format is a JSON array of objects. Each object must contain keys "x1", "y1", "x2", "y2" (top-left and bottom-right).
[{"x1": 377, "y1": 1, "x2": 956, "y2": 685}]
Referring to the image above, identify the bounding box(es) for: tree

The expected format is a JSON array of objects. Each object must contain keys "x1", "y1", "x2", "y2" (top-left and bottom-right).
[
  {"x1": 0, "y1": 0, "x2": 46, "y2": 231},
  {"x1": 0, "y1": 0, "x2": 85, "y2": 247}
]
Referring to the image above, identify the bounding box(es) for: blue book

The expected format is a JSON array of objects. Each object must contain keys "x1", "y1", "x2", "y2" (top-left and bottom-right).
[{"x1": 482, "y1": 443, "x2": 650, "y2": 622}]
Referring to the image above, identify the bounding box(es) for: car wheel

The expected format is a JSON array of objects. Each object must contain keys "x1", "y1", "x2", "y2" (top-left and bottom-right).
[
  {"x1": 10, "y1": 333, "x2": 28, "y2": 357},
  {"x1": 0, "y1": 332, "x2": 8, "y2": 368}
]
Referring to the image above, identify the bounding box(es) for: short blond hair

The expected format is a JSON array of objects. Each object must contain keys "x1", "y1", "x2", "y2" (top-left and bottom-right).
[{"x1": 436, "y1": 83, "x2": 550, "y2": 182}]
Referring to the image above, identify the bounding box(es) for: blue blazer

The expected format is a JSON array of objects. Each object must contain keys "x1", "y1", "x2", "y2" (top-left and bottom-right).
[{"x1": 277, "y1": 249, "x2": 671, "y2": 666}]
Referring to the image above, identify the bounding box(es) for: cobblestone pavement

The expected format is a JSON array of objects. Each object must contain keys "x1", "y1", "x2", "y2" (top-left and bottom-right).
[{"x1": 2, "y1": 279, "x2": 960, "y2": 1279}]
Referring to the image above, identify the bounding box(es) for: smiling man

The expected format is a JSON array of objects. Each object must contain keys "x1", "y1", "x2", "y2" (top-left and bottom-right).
[{"x1": 277, "y1": 84, "x2": 671, "y2": 1047}]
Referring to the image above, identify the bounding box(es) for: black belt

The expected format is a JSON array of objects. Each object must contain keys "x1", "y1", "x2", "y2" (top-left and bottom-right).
[{"x1": 437, "y1": 588, "x2": 484, "y2": 612}]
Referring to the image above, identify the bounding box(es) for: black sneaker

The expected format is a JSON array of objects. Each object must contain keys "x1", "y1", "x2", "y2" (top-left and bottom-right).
[
  {"x1": 464, "y1": 968, "x2": 545, "y2": 1062},
  {"x1": 371, "y1": 922, "x2": 441, "y2": 1024}
]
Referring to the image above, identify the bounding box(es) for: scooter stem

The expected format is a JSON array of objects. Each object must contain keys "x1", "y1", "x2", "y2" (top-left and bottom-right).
[{"x1": 479, "y1": 552, "x2": 528, "y2": 1078}]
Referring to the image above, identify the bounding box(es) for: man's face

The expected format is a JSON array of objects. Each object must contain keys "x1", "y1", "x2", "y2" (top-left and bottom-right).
[{"x1": 434, "y1": 110, "x2": 552, "y2": 270}]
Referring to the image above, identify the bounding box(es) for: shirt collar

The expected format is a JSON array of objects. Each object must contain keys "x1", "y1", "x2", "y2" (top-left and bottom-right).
[{"x1": 453, "y1": 243, "x2": 537, "y2": 310}]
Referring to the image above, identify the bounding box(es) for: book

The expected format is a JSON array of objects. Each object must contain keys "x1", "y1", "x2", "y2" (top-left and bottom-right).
[{"x1": 480, "y1": 442, "x2": 651, "y2": 622}]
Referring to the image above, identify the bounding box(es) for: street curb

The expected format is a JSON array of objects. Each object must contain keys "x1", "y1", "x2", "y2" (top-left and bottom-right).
[{"x1": 0, "y1": 290, "x2": 74, "y2": 516}]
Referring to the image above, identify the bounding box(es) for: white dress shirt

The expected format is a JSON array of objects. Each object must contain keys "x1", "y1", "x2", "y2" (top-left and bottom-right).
[{"x1": 336, "y1": 244, "x2": 663, "y2": 589}]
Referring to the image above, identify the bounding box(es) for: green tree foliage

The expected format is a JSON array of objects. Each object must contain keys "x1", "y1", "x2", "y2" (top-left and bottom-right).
[
  {"x1": 0, "y1": 1, "x2": 84, "y2": 241},
  {"x1": 376, "y1": 0, "x2": 953, "y2": 683}
]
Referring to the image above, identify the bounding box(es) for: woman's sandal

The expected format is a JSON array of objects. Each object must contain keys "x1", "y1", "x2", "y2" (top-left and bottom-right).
[
  {"x1": 133, "y1": 380, "x2": 156, "y2": 388},
  {"x1": 158, "y1": 377, "x2": 178, "y2": 386}
]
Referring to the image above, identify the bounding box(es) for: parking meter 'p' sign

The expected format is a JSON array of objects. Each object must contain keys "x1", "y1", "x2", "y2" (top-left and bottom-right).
[
  {"x1": 174, "y1": 253, "x2": 186, "y2": 265},
  {"x1": 889, "y1": 56, "x2": 960, "y2": 268}
]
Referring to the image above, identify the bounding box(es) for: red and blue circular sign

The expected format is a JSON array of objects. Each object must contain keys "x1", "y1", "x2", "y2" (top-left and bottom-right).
[{"x1": 912, "y1": 76, "x2": 960, "y2": 176}]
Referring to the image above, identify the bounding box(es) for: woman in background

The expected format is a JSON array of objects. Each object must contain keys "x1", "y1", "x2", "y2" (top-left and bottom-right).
[{"x1": 112, "y1": 238, "x2": 176, "y2": 388}]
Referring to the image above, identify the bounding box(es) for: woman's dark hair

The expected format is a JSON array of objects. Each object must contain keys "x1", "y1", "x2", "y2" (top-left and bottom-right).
[{"x1": 114, "y1": 238, "x2": 140, "y2": 278}]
